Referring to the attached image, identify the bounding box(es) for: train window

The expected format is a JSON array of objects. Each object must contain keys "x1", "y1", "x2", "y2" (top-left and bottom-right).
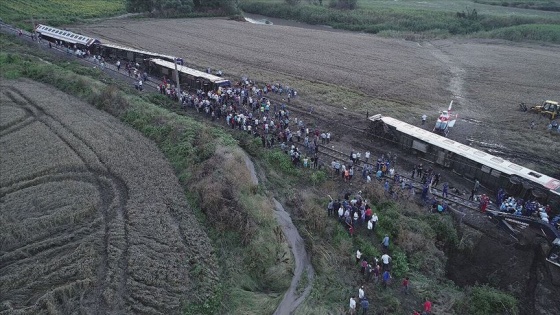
[
  {"x1": 528, "y1": 172, "x2": 542, "y2": 178},
  {"x1": 443, "y1": 139, "x2": 454, "y2": 145},
  {"x1": 490, "y1": 157, "x2": 504, "y2": 164},
  {"x1": 458, "y1": 144, "x2": 470, "y2": 151},
  {"x1": 473, "y1": 151, "x2": 487, "y2": 157},
  {"x1": 481, "y1": 165, "x2": 491, "y2": 173},
  {"x1": 508, "y1": 164, "x2": 523, "y2": 171},
  {"x1": 491, "y1": 169, "x2": 501, "y2": 177}
]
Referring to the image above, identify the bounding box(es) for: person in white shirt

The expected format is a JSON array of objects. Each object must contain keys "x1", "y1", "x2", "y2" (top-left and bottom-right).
[
  {"x1": 356, "y1": 249, "x2": 362, "y2": 264},
  {"x1": 349, "y1": 296, "x2": 357, "y2": 315},
  {"x1": 358, "y1": 286, "x2": 365, "y2": 300},
  {"x1": 367, "y1": 219, "x2": 373, "y2": 235},
  {"x1": 381, "y1": 253, "x2": 391, "y2": 271},
  {"x1": 365, "y1": 151, "x2": 370, "y2": 163},
  {"x1": 371, "y1": 213, "x2": 378, "y2": 232}
]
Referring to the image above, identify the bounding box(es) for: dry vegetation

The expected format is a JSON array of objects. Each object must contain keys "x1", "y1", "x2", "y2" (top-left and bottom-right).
[
  {"x1": 0, "y1": 79, "x2": 217, "y2": 314},
  {"x1": 75, "y1": 18, "x2": 560, "y2": 174}
]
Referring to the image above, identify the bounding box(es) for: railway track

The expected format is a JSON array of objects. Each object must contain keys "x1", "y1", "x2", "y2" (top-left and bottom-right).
[{"x1": 0, "y1": 26, "x2": 508, "y2": 219}]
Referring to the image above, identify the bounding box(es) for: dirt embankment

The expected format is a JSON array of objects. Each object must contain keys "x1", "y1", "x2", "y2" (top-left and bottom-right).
[{"x1": 0, "y1": 79, "x2": 217, "y2": 314}]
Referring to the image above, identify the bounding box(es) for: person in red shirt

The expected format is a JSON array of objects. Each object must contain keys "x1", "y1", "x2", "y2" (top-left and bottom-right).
[
  {"x1": 413, "y1": 311, "x2": 421, "y2": 315},
  {"x1": 424, "y1": 298, "x2": 432, "y2": 314},
  {"x1": 402, "y1": 277, "x2": 410, "y2": 294}
]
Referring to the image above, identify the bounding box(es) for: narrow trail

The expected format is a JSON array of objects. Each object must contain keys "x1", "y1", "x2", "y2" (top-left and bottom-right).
[
  {"x1": 272, "y1": 198, "x2": 315, "y2": 315},
  {"x1": 422, "y1": 42, "x2": 466, "y2": 104},
  {"x1": 242, "y1": 154, "x2": 315, "y2": 314}
]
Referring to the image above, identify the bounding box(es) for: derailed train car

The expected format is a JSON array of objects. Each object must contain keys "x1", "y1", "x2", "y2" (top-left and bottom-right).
[
  {"x1": 370, "y1": 114, "x2": 560, "y2": 210},
  {"x1": 147, "y1": 58, "x2": 231, "y2": 92},
  {"x1": 35, "y1": 24, "x2": 99, "y2": 49},
  {"x1": 93, "y1": 42, "x2": 177, "y2": 63}
]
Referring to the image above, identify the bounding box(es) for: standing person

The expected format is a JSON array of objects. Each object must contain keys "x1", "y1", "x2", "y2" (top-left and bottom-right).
[
  {"x1": 367, "y1": 218, "x2": 374, "y2": 236},
  {"x1": 356, "y1": 249, "x2": 362, "y2": 264},
  {"x1": 381, "y1": 234, "x2": 390, "y2": 250},
  {"x1": 365, "y1": 151, "x2": 370, "y2": 164},
  {"x1": 358, "y1": 286, "x2": 365, "y2": 300},
  {"x1": 327, "y1": 198, "x2": 334, "y2": 217},
  {"x1": 349, "y1": 296, "x2": 357, "y2": 315},
  {"x1": 371, "y1": 213, "x2": 378, "y2": 232},
  {"x1": 360, "y1": 298, "x2": 369, "y2": 315},
  {"x1": 361, "y1": 259, "x2": 368, "y2": 275},
  {"x1": 423, "y1": 298, "x2": 432, "y2": 314},
  {"x1": 473, "y1": 179, "x2": 480, "y2": 193},
  {"x1": 381, "y1": 253, "x2": 391, "y2": 271},
  {"x1": 422, "y1": 114, "x2": 427, "y2": 125},
  {"x1": 116, "y1": 60, "x2": 121, "y2": 71},
  {"x1": 402, "y1": 277, "x2": 410, "y2": 294},
  {"x1": 442, "y1": 182, "x2": 449, "y2": 198},
  {"x1": 382, "y1": 270, "x2": 391, "y2": 288},
  {"x1": 365, "y1": 263, "x2": 373, "y2": 282}
]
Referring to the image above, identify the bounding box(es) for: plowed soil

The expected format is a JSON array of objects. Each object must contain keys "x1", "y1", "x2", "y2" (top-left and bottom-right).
[
  {"x1": 73, "y1": 18, "x2": 560, "y2": 174},
  {"x1": 0, "y1": 79, "x2": 217, "y2": 314}
]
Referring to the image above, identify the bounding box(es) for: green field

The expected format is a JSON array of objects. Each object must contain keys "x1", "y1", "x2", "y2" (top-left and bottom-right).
[
  {"x1": 0, "y1": 0, "x2": 126, "y2": 28},
  {"x1": 240, "y1": 0, "x2": 560, "y2": 42}
]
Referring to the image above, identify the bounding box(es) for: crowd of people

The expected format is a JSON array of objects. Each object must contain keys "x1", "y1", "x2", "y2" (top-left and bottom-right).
[
  {"x1": 496, "y1": 188, "x2": 558, "y2": 227},
  {"x1": 327, "y1": 190, "x2": 435, "y2": 315}
]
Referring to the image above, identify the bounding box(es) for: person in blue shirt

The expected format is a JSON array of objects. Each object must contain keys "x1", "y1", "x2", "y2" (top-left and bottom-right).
[{"x1": 381, "y1": 234, "x2": 390, "y2": 250}]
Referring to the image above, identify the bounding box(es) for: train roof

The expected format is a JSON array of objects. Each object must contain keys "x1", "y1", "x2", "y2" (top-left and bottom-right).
[
  {"x1": 150, "y1": 58, "x2": 230, "y2": 85},
  {"x1": 35, "y1": 24, "x2": 98, "y2": 47},
  {"x1": 100, "y1": 43, "x2": 177, "y2": 61},
  {"x1": 370, "y1": 115, "x2": 560, "y2": 195}
]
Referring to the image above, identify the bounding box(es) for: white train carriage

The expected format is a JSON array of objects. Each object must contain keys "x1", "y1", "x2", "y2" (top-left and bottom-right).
[
  {"x1": 370, "y1": 115, "x2": 560, "y2": 209},
  {"x1": 148, "y1": 58, "x2": 231, "y2": 92},
  {"x1": 95, "y1": 43, "x2": 177, "y2": 63},
  {"x1": 35, "y1": 24, "x2": 99, "y2": 49}
]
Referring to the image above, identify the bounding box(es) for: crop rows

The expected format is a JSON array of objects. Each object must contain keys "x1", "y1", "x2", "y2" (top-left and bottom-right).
[{"x1": 0, "y1": 79, "x2": 217, "y2": 314}]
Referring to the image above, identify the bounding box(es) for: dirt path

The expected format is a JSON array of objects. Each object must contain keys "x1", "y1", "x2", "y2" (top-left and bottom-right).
[
  {"x1": 242, "y1": 152, "x2": 314, "y2": 314},
  {"x1": 272, "y1": 198, "x2": 315, "y2": 315}
]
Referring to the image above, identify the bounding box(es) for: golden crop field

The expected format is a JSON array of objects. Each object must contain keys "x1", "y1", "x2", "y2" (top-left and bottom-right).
[{"x1": 0, "y1": 79, "x2": 217, "y2": 314}]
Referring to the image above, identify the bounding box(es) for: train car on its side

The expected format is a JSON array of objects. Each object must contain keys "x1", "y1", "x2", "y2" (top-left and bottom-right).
[
  {"x1": 35, "y1": 24, "x2": 99, "y2": 49},
  {"x1": 369, "y1": 114, "x2": 560, "y2": 210},
  {"x1": 93, "y1": 42, "x2": 177, "y2": 64},
  {"x1": 148, "y1": 58, "x2": 231, "y2": 92}
]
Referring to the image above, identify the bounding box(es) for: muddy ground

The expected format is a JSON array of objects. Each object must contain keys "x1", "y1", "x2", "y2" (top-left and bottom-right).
[
  {"x1": 73, "y1": 17, "x2": 560, "y2": 173},
  {"x1": 0, "y1": 79, "x2": 217, "y2": 314}
]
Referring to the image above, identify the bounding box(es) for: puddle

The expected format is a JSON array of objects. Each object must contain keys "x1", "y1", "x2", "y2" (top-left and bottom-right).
[{"x1": 244, "y1": 17, "x2": 273, "y2": 25}]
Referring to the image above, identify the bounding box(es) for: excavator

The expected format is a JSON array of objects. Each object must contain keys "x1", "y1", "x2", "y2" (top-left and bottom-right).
[{"x1": 525, "y1": 100, "x2": 560, "y2": 120}]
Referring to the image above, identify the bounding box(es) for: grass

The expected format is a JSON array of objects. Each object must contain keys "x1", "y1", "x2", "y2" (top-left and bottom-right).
[
  {"x1": 239, "y1": 0, "x2": 560, "y2": 43},
  {"x1": 473, "y1": 0, "x2": 560, "y2": 12},
  {"x1": 0, "y1": 0, "x2": 126, "y2": 30}
]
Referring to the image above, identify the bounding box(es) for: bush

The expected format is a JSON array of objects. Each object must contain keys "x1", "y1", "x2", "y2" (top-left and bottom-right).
[
  {"x1": 460, "y1": 285, "x2": 519, "y2": 315},
  {"x1": 391, "y1": 249, "x2": 410, "y2": 278}
]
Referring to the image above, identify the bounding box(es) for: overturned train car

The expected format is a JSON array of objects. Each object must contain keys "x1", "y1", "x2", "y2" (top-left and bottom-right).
[{"x1": 370, "y1": 115, "x2": 560, "y2": 210}]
